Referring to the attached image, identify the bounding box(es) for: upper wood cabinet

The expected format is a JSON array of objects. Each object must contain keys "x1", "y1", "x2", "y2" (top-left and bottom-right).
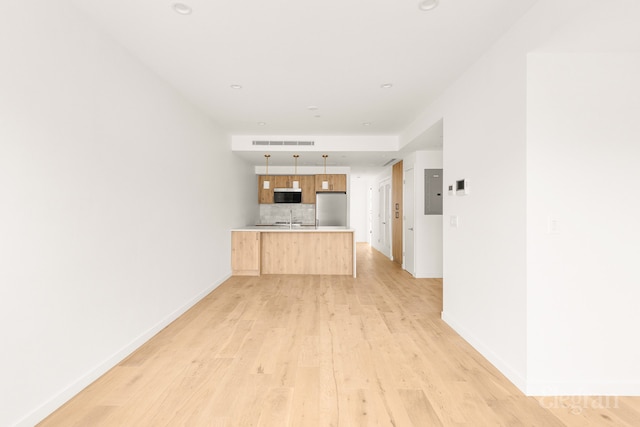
[
  {"x1": 274, "y1": 175, "x2": 291, "y2": 189},
  {"x1": 258, "y1": 175, "x2": 317, "y2": 204},
  {"x1": 315, "y1": 174, "x2": 347, "y2": 192},
  {"x1": 299, "y1": 175, "x2": 315, "y2": 204},
  {"x1": 259, "y1": 174, "x2": 347, "y2": 201},
  {"x1": 258, "y1": 176, "x2": 274, "y2": 204}
]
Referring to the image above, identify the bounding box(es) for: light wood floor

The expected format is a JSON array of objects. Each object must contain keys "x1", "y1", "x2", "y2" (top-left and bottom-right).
[{"x1": 40, "y1": 244, "x2": 640, "y2": 426}]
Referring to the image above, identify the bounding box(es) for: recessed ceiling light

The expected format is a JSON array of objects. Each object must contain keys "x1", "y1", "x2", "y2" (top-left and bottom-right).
[
  {"x1": 418, "y1": 0, "x2": 439, "y2": 11},
  {"x1": 307, "y1": 106, "x2": 318, "y2": 111},
  {"x1": 363, "y1": 122, "x2": 372, "y2": 126},
  {"x1": 258, "y1": 122, "x2": 266, "y2": 126},
  {"x1": 172, "y1": 3, "x2": 192, "y2": 15},
  {"x1": 230, "y1": 84, "x2": 242, "y2": 89},
  {"x1": 380, "y1": 83, "x2": 393, "y2": 89}
]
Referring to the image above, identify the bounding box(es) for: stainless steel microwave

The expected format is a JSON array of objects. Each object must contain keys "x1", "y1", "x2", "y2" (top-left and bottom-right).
[{"x1": 274, "y1": 188, "x2": 302, "y2": 203}]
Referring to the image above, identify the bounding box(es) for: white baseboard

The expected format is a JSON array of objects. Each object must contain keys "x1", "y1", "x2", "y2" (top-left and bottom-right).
[
  {"x1": 526, "y1": 380, "x2": 640, "y2": 396},
  {"x1": 441, "y1": 311, "x2": 527, "y2": 393},
  {"x1": 14, "y1": 274, "x2": 230, "y2": 427},
  {"x1": 442, "y1": 312, "x2": 640, "y2": 397}
]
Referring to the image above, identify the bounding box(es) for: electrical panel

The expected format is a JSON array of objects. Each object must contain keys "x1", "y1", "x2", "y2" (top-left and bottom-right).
[{"x1": 424, "y1": 169, "x2": 443, "y2": 215}]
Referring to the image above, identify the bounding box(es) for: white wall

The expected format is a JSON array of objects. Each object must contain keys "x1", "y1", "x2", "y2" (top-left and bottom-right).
[
  {"x1": 439, "y1": 0, "x2": 595, "y2": 391},
  {"x1": 440, "y1": 13, "x2": 530, "y2": 390},
  {"x1": 350, "y1": 174, "x2": 376, "y2": 243},
  {"x1": 524, "y1": 1, "x2": 640, "y2": 394},
  {"x1": 399, "y1": 96, "x2": 444, "y2": 149},
  {"x1": 526, "y1": 53, "x2": 640, "y2": 394},
  {"x1": 441, "y1": 0, "x2": 640, "y2": 396},
  {"x1": 0, "y1": 2, "x2": 256, "y2": 426}
]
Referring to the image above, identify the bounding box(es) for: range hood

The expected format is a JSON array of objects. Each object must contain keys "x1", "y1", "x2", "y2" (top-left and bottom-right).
[{"x1": 273, "y1": 188, "x2": 302, "y2": 192}]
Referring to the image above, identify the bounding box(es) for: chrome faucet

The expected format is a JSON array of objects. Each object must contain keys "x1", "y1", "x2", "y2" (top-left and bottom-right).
[{"x1": 289, "y1": 209, "x2": 293, "y2": 229}]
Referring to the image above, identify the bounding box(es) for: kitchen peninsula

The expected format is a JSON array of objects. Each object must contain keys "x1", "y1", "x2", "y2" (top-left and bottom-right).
[{"x1": 231, "y1": 226, "x2": 356, "y2": 277}]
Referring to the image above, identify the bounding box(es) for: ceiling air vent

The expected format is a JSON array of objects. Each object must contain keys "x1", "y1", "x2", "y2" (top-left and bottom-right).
[
  {"x1": 382, "y1": 158, "x2": 397, "y2": 167},
  {"x1": 252, "y1": 140, "x2": 315, "y2": 146}
]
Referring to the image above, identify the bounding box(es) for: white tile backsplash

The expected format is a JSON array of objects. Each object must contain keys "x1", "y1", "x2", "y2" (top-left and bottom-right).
[{"x1": 259, "y1": 204, "x2": 316, "y2": 225}]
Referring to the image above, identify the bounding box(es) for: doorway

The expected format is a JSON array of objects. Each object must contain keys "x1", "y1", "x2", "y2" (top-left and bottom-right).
[
  {"x1": 378, "y1": 178, "x2": 392, "y2": 258},
  {"x1": 404, "y1": 167, "x2": 415, "y2": 275}
]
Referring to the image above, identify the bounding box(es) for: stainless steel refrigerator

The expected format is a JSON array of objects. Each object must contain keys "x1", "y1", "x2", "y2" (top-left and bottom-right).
[{"x1": 316, "y1": 192, "x2": 347, "y2": 227}]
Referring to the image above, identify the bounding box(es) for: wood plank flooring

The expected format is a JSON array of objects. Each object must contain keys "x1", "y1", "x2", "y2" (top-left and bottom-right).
[{"x1": 39, "y1": 244, "x2": 640, "y2": 426}]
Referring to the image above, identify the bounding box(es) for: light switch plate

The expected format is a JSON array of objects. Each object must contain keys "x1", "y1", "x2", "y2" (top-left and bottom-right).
[{"x1": 450, "y1": 215, "x2": 459, "y2": 227}]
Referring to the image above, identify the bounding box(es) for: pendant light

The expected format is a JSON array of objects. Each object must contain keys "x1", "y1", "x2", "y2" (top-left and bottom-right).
[
  {"x1": 292, "y1": 154, "x2": 300, "y2": 189},
  {"x1": 321, "y1": 154, "x2": 329, "y2": 190},
  {"x1": 263, "y1": 154, "x2": 271, "y2": 189}
]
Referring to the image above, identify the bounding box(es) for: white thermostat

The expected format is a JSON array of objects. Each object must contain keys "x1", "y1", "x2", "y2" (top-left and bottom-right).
[{"x1": 456, "y1": 179, "x2": 469, "y2": 195}]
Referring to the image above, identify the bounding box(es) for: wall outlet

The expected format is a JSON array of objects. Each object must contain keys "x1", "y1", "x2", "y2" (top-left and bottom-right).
[{"x1": 548, "y1": 217, "x2": 560, "y2": 234}]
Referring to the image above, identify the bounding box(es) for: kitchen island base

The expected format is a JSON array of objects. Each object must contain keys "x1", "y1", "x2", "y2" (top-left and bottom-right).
[
  {"x1": 231, "y1": 228, "x2": 356, "y2": 277},
  {"x1": 261, "y1": 231, "x2": 352, "y2": 275}
]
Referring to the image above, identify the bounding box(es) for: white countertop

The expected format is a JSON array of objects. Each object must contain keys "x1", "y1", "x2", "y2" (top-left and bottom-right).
[{"x1": 232, "y1": 225, "x2": 355, "y2": 232}]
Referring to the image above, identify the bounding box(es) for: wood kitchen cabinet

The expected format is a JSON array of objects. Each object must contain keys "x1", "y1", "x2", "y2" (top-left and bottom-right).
[
  {"x1": 231, "y1": 231, "x2": 261, "y2": 276},
  {"x1": 258, "y1": 175, "x2": 316, "y2": 204},
  {"x1": 315, "y1": 174, "x2": 347, "y2": 192},
  {"x1": 258, "y1": 176, "x2": 274, "y2": 204},
  {"x1": 300, "y1": 175, "x2": 316, "y2": 203},
  {"x1": 232, "y1": 229, "x2": 356, "y2": 277},
  {"x1": 274, "y1": 175, "x2": 292, "y2": 189},
  {"x1": 274, "y1": 175, "x2": 310, "y2": 189},
  {"x1": 258, "y1": 175, "x2": 295, "y2": 204},
  {"x1": 261, "y1": 231, "x2": 354, "y2": 275}
]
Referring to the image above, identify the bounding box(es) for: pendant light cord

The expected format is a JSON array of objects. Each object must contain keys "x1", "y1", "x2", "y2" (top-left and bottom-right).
[{"x1": 322, "y1": 154, "x2": 328, "y2": 177}]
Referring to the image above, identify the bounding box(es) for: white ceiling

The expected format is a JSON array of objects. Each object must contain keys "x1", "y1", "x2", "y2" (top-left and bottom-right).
[{"x1": 71, "y1": 0, "x2": 537, "y2": 169}]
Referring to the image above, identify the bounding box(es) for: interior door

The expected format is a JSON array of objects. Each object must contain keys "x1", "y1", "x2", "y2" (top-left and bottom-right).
[
  {"x1": 385, "y1": 181, "x2": 392, "y2": 258},
  {"x1": 378, "y1": 179, "x2": 392, "y2": 258},
  {"x1": 404, "y1": 168, "x2": 415, "y2": 275},
  {"x1": 392, "y1": 161, "x2": 404, "y2": 264},
  {"x1": 368, "y1": 186, "x2": 373, "y2": 244}
]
